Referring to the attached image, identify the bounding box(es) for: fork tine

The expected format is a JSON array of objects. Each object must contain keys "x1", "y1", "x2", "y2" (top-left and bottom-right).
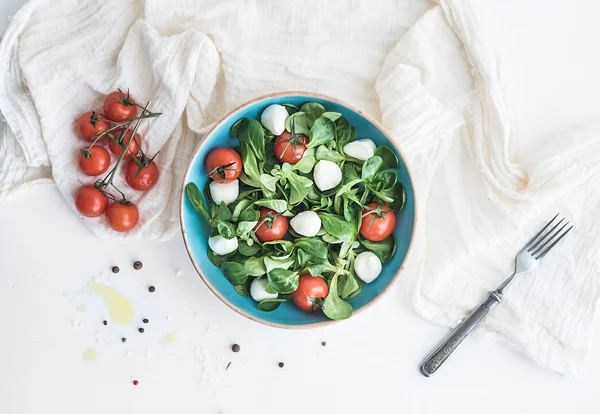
[
  {"x1": 524, "y1": 213, "x2": 559, "y2": 249},
  {"x1": 531, "y1": 221, "x2": 569, "y2": 257},
  {"x1": 527, "y1": 217, "x2": 564, "y2": 252},
  {"x1": 535, "y1": 225, "x2": 573, "y2": 260}
]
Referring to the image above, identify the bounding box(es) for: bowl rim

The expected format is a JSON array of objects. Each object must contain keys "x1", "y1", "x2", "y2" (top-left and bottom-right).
[{"x1": 179, "y1": 91, "x2": 417, "y2": 329}]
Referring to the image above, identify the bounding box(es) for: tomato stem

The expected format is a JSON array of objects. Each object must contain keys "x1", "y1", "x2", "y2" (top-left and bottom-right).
[
  {"x1": 208, "y1": 162, "x2": 238, "y2": 181},
  {"x1": 96, "y1": 101, "x2": 154, "y2": 203},
  {"x1": 86, "y1": 113, "x2": 159, "y2": 151}
]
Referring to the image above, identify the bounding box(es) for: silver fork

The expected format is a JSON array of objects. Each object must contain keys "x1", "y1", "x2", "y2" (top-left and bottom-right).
[{"x1": 420, "y1": 214, "x2": 573, "y2": 377}]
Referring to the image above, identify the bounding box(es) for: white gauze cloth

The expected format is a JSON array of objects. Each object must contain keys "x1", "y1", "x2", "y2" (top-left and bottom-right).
[{"x1": 1, "y1": 0, "x2": 599, "y2": 375}]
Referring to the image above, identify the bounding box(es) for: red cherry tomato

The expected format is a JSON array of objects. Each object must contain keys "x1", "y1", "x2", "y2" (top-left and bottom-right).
[
  {"x1": 78, "y1": 146, "x2": 111, "y2": 176},
  {"x1": 125, "y1": 158, "x2": 159, "y2": 191},
  {"x1": 291, "y1": 274, "x2": 329, "y2": 312},
  {"x1": 254, "y1": 207, "x2": 288, "y2": 242},
  {"x1": 105, "y1": 203, "x2": 139, "y2": 232},
  {"x1": 360, "y1": 202, "x2": 396, "y2": 242},
  {"x1": 76, "y1": 111, "x2": 110, "y2": 142},
  {"x1": 108, "y1": 128, "x2": 142, "y2": 159},
  {"x1": 205, "y1": 147, "x2": 242, "y2": 183},
  {"x1": 103, "y1": 91, "x2": 137, "y2": 122},
  {"x1": 74, "y1": 185, "x2": 108, "y2": 217},
  {"x1": 273, "y1": 130, "x2": 308, "y2": 164}
]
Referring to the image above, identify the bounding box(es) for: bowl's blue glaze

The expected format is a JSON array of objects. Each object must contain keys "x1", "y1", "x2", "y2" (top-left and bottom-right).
[{"x1": 180, "y1": 93, "x2": 415, "y2": 328}]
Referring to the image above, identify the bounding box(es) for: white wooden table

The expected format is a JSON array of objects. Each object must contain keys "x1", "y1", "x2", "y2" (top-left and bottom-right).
[{"x1": 2, "y1": 1, "x2": 599, "y2": 413}]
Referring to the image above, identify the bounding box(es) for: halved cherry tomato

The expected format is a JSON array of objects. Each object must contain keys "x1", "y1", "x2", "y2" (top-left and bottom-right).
[
  {"x1": 205, "y1": 147, "x2": 242, "y2": 183},
  {"x1": 76, "y1": 111, "x2": 110, "y2": 142},
  {"x1": 105, "y1": 203, "x2": 139, "y2": 232},
  {"x1": 125, "y1": 158, "x2": 159, "y2": 191},
  {"x1": 273, "y1": 130, "x2": 308, "y2": 164},
  {"x1": 78, "y1": 146, "x2": 111, "y2": 176},
  {"x1": 291, "y1": 274, "x2": 329, "y2": 312},
  {"x1": 254, "y1": 207, "x2": 288, "y2": 242},
  {"x1": 74, "y1": 185, "x2": 108, "y2": 217},
  {"x1": 360, "y1": 202, "x2": 396, "y2": 242},
  {"x1": 103, "y1": 91, "x2": 137, "y2": 122},
  {"x1": 108, "y1": 128, "x2": 142, "y2": 159}
]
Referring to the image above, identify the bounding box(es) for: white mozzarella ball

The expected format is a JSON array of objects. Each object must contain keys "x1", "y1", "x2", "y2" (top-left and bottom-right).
[
  {"x1": 208, "y1": 235, "x2": 238, "y2": 256},
  {"x1": 260, "y1": 104, "x2": 288, "y2": 136},
  {"x1": 290, "y1": 211, "x2": 321, "y2": 237},
  {"x1": 209, "y1": 179, "x2": 239, "y2": 205},
  {"x1": 354, "y1": 251, "x2": 382, "y2": 283},
  {"x1": 313, "y1": 160, "x2": 342, "y2": 191},
  {"x1": 343, "y1": 139, "x2": 376, "y2": 161},
  {"x1": 250, "y1": 278, "x2": 279, "y2": 302}
]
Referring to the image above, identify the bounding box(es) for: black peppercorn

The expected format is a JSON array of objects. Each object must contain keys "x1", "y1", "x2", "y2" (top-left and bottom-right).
[
  {"x1": 143, "y1": 318, "x2": 149, "y2": 324},
  {"x1": 138, "y1": 328, "x2": 145, "y2": 333},
  {"x1": 278, "y1": 362, "x2": 284, "y2": 368},
  {"x1": 321, "y1": 341, "x2": 326, "y2": 346},
  {"x1": 112, "y1": 266, "x2": 120, "y2": 273},
  {"x1": 122, "y1": 338, "x2": 127, "y2": 343},
  {"x1": 133, "y1": 261, "x2": 143, "y2": 270},
  {"x1": 231, "y1": 344, "x2": 240, "y2": 353},
  {"x1": 103, "y1": 320, "x2": 108, "y2": 326},
  {"x1": 148, "y1": 286, "x2": 156, "y2": 293}
]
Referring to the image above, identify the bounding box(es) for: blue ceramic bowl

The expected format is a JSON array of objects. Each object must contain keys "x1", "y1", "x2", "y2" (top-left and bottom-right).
[{"x1": 180, "y1": 92, "x2": 415, "y2": 328}]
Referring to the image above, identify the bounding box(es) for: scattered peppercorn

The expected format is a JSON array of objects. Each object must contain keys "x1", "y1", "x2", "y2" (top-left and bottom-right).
[
  {"x1": 122, "y1": 337, "x2": 127, "y2": 343},
  {"x1": 112, "y1": 266, "x2": 120, "y2": 273},
  {"x1": 103, "y1": 320, "x2": 108, "y2": 326},
  {"x1": 231, "y1": 344, "x2": 240, "y2": 353},
  {"x1": 133, "y1": 380, "x2": 139, "y2": 386},
  {"x1": 133, "y1": 261, "x2": 143, "y2": 270},
  {"x1": 143, "y1": 318, "x2": 149, "y2": 324},
  {"x1": 278, "y1": 362, "x2": 285, "y2": 368},
  {"x1": 321, "y1": 341, "x2": 327, "y2": 346},
  {"x1": 138, "y1": 328, "x2": 145, "y2": 333},
  {"x1": 148, "y1": 286, "x2": 156, "y2": 293}
]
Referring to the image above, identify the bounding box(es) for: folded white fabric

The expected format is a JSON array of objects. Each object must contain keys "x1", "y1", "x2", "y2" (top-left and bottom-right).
[
  {"x1": 377, "y1": 2, "x2": 600, "y2": 376},
  {"x1": 0, "y1": 0, "x2": 220, "y2": 239},
  {"x1": 1, "y1": 0, "x2": 599, "y2": 375}
]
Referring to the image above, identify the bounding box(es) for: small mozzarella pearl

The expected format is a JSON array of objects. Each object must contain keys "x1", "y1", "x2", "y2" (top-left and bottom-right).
[
  {"x1": 313, "y1": 160, "x2": 342, "y2": 191},
  {"x1": 208, "y1": 235, "x2": 238, "y2": 256},
  {"x1": 354, "y1": 251, "x2": 382, "y2": 283},
  {"x1": 290, "y1": 211, "x2": 321, "y2": 237},
  {"x1": 209, "y1": 179, "x2": 239, "y2": 205},
  {"x1": 250, "y1": 278, "x2": 279, "y2": 302},
  {"x1": 343, "y1": 139, "x2": 376, "y2": 161},
  {"x1": 260, "y1": 104, "x2": 288, "y2": 135}
]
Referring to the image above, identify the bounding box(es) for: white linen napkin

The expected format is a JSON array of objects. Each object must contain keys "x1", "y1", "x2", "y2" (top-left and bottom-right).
[{"x1": 1, "y1": 0, "x2": 599, "y2": 375}]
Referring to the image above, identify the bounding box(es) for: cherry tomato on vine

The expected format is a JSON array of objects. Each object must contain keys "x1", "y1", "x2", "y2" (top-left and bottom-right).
[
  {"x1": 254, "y1": 207, "x2": 288, "y2": 242},
  {"x1": 125, "y1": 158, "x2": 159, "y2": 191},
  {"x1": 291, "y1": 274, "x2": 329, "y2": 312},
  {"x1": 273, "y1": 130, "x2": 308, "y2": 164},
  {"x1": 205, "y1": 147, "x2": 242, "y2": 183},
  {"x1": 74, "y1": 185, "x2": 108, "y2": 217},
  {"x1": 360, "y1": 202, "x2": 396, "y2": 242},
  {"x1": 103, "y1": 90, "x2": 137, "y2": 122},
  {"x1": 108, "y1": 128, "x2": 142, "y2": 159},
  {"x1": 76, "y1": 111, "x2": 110, "y2": 142},
  {"x1": 78, "y1": 146, "x2": 111, "y2": 176},
  {"x1": 105, "y1": 203, "x2": 139, "y2": 232}
]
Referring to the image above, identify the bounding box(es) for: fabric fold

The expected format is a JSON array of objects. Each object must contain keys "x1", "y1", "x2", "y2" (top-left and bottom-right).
[{"x1": 376, "y1": 0, "x2": 600, "y2": 376}]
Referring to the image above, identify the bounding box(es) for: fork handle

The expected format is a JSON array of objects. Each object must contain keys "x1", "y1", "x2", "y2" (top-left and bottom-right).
[{"x1": 420, "y1": 291, "x2": 502, "y2": 377}]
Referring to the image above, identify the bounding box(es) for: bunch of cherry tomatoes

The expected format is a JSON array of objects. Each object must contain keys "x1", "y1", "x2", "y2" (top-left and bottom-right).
[{"x1": 73, "y1": 90, "x2": 161, "y2": 232}]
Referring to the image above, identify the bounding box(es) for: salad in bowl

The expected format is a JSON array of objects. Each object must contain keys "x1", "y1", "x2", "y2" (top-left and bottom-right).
[{"x1": 181, "y1": 92, "x2": 415, "y2": 328}]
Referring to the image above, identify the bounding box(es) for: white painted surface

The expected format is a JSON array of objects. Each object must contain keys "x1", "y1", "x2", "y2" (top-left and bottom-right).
[{"x1": 1, "y1": 1, "x2": 600, "y2": 413}]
